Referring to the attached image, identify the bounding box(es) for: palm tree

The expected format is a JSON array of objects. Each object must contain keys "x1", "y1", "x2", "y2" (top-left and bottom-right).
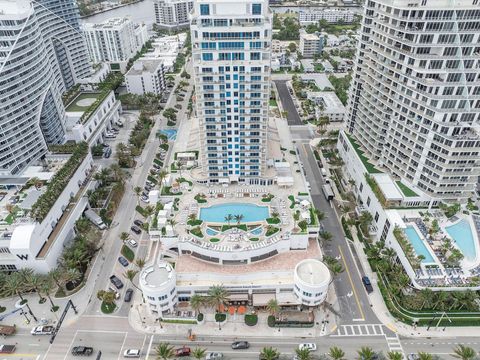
[
  {"x1": 48, "y1": 268, "x2": 65, "y2": 289},
  {"x1": 120, "y1": 232, "x2": 130, "y2": 242},
  {"x1": 191, "y1": 348, "x2": 206, "y2": 360},
  {"x1": 452, "y1": 345, "x2": 477, "y2": 360},
  {"x1": 259, "y1": 347, "x2": 280, "y2": 360},
  {"x1": 26, "y1": 273, "x2": 45, "y2": 302},
  {"x1": 155, "y1": 343, "x2": 175, "y2": 360},
  {"x1": 225, "y1": 214, "x2": 233, "y2": 225},
  {"x1": 188, "y1": 213, "x2": 197, "y2": 224},
  {"x1": 97, "y1": 290, "x2": 116, "y2": 305},
  {"x1": 189, "y1": 294, "x2": 205, "y2": 313},
  {"x1": 319, "y1": 230, "x2": 333, "y2": 247},
  {"x1": 295, "y1": 348, "x2": 312, "y2": 360},
  {"x1": 234, "y1": 214, "x2": 244, "y2": 224},
  {"x1": 293, "y1": 211, "x2": 300, "y2": 229},
  {"x1": 158, "y1": 170, "x2": 169, "y2": 188},
  {"x1": 207, "y1": 285, "x2": 229, "y2": 312},
  {"x1": 64, "y1": 268, "x2": 82, "y2": 289},
  {"x1": 417, "y1": 352, "x2": 433, "y2": 360},
  {"x1": 328, "y1": 346, "x2": 345, "y2": 360},
  {"x1": 134, "y1": 186, "x2": 142, "y2": 201},
  {"x1": 39, "y1": 278, "x2": 57, "y2": 309},
  {"x1": 2, "y1": 273, "x2": 25, "y2": 301},
  {"x1": 266, "y1": 298, "x2": 280, "y2": 317},
  {"x1": 357, "y1": 347, "x2": 376, "y2": 360},
  {"x1": 314, "y1": 209, "x2": 326, "y2": 222},
  {"x1": 387, "y1": 352, "x2": 403, "y2": 360},
  {"x1": 135, "y1": 257, "x2": 146, "y2": 270},
  {"x1": 123, "y1": 269, "x2": 140, "y2": 290}
]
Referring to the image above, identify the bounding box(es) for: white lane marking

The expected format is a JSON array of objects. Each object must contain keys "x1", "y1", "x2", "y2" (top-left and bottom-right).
[
  {"x1": 145, "y1": 335, "x2": 154, "y2": 360},
  {"x1": 63, "y1": 330, "x2": 79, "y2": 360},
  {"x1": 117, "y1": 332, "x2": 128, "y2": 360}
]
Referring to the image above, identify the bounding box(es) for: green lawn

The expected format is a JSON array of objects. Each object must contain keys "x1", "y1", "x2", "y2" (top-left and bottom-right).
[
  {"x1": 121, "y1": 245, "x2": 135, "y2": 262},
  {"x1": 345, "y1": 134, "x2": 382, "y2": 174},
  {"x1": 269, "y1": 99, "x2": 277, "y2": 107},
  {"x1": 396, "y1": 181, "x2": 418, "y2": 197},
  {"x1": 65, "y1": 92, "x2": 102, "y2": 112}
]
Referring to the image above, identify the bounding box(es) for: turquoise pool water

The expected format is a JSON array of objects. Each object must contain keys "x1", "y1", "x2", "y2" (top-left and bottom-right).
[
  {"x1": 206, "y1": 228, "x2": 218, "y2": 236},
  {"x1": 445, "y1": 219, "x2": 476, "y2": 262},
  {"x1": 159, "y1": 129, "x2": 177, "y2": 140},
  {"x1": 199, "y1": 203, "x2": 269, "y2": 223},
  {"x1": 250, "y1": 227, "x2": 263, "y2": 235},
  {"x1": 404, "y1": 226, "x2": 435, "y2": 263}
]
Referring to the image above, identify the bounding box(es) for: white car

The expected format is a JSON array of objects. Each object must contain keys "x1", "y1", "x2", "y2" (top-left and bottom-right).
[
  {"x1": 127, "y1": 239, "x2": 138, "y2": 248},
  {"x1": 206, "y1": 352, "x2": 223, "y2": 360},
  {"x1": 123, "y1": 349, "x2": 140, "y2": 358},
  {"x1": 30, "y1": 325, "x2": 54, "y2": 335},
  {"x1": 298, "y1": 343, "x2": 317, "y2": 351}
]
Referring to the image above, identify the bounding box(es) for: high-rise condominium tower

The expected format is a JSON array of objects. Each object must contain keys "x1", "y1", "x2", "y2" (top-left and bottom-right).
[
  {"x1": 0, "y1": 0, "x2": 91, "y2": 176},
  {"x1": 347, "y1": 0, "x2": 480, "y2": 201},
  {"x1": 190, "y1": 0, "x2": 272, "y2": 184},
  {"x1": 154, "y1": 0, "x2": 193, "y2": 29}
]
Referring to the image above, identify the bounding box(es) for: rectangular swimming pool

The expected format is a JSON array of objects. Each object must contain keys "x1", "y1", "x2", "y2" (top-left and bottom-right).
[{"x1": 404, "y1": 226, "x2": 435, "y2": 263}]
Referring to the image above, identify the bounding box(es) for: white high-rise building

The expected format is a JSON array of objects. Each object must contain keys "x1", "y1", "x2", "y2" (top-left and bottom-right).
[
  {"x1": 345, "y1": 0, "x2": 480, "y2": 202},
  {"x1": 125, "y1": 59, "x2": 166, "y2": 95},
  {"x1": 154, "y1": 0, "x2": 193, "y2": 29},
  {"x1": 0, "y1": 0, "x2": 91, "y2": 176},
  {"x1": 298, "y1": 8, "x2": 355, "y2": 25},
  {"x1": 190, "y1": 0, "x2": 272, "y2": 184},
  {"x1": 83, "y1": 17, "x2": 148, "y2": 64}
]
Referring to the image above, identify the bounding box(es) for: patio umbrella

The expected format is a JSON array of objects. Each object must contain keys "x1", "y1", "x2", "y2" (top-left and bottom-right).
[
  {"x1": 237, "y1": 306, "x2": 246, "y2": 315},
  {"x1": 228, "y1": 306, "x2": 235, "y2": 315}
]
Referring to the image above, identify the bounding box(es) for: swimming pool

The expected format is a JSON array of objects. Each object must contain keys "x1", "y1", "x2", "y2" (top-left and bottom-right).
[
  {"x1": 404, "y1": 226, "x2": 435, "y2": 263},
  {"x1": 250, "y1": 227, "x2": 263, "y2": 235},
  {"x1": 159, "y1": 129, "x2": 177, "y2": 140},
  {"x1": 206, "y1": 228, "x2": 219, "y2": 236},
  {"x1": 199, "y1": 203, "x2": 269, "y2": 223},
  {"x1": 445, "y1": 219, "x2": 476, "y2": 262}
]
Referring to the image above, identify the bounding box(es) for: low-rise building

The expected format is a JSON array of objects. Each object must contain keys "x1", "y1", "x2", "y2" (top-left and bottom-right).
[
  {"x1": 139, "y1": 34, "x2": 186, "y2": 72},
  {"x1": 64, "y1": 91, "x2": 122, "y2": 146},
  {"x1": 298, "y1": 8, "x2": 355, "y2": 25},
  {"x1": 83, "y1": 17, "x2": 148, "y2": 72},
  {"x1": 299, "y1": 29, "x2": 324, "y2": 58},
  {"x1": 0, "y1": 144, "x2": 96, "y2": 273},
  {"x1": 307, "y1": 91, "x2": 346, "y2": 122},
  {"x1": 125, "y1": 59, "x2": 166, "y2": 95}
]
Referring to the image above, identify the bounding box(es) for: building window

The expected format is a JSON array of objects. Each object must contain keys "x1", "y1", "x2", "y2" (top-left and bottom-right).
[
  {"x1": 202, "y1": 53, "x2": 213, "y2": 61},
  {"x1": 252, "y1": 3, "x2": 261, "y2": 14},
  {"x1": 200, "y1": 4, "x2": 209, "y2": 15},
  {"x1": 374, "y1": 211, "x2": 379, "y2": 223}
]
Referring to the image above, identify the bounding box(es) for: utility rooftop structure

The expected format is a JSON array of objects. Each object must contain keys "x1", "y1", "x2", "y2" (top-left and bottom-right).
[
  {"x1": 345, "y1": 0, "x2": 480, "y2": 203},
  {"x1": 190, "y1": 0, "x2": 273, "y2": 184}
]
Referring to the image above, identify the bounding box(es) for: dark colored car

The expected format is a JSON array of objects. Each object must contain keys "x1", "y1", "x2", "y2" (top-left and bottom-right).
[
  {"x1": 109, "y1": 275, "x2": 124, "y2": 289},
  {"x1": 131, "y1": 225, "x2": 142, "y2": 235},
  {"x1": 133, "y1": 219, "x2": 143, "y2": 227},
  {"x1": 71, "y1": 346, "x2": 93, "y2": 356},
  {"x1": 231, "y1": 341, "x2": 249, "y2": 350},
  {"x1": 118, "y1": 256, "x2": 129, "y2": 267},
  {"x1": 362, "y1": 276, "x2": 374, "y2": 293},
  {"x1": 124, "y1": 288, "x2": 134, "y2": 302},
  {"x1": 175, "y1": 346, "x2": 191, "y2": 357}
]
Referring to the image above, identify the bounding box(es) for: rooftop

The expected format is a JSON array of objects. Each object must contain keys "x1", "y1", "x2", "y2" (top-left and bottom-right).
[
  {"x1": 295, "y1": 259, "x2": 331, "y2": 286},
  {"x1": 126, "y1": 59, "x2": 163, "y2": 75},
  {"x1": 372, "y1": 173, "x2": 403, "y2": 201},
  {"x1": 141, "y1": 262, "x2": 174, "y2": 287},
  {"x1": 84, "y1": 17, "x2": 131, "y2": 30},
  {"x1": 308, "y1": 91, "x2": 346, "y2": 111},
  {"x1": 300, "y1": 74, "x2": 333, "y2": 90},
  {"x1": 65, "y1": 92, "x2": 102, "y2": 113},
  {"x1": 0, "y1": 0, "x2": 30, "y2": 16}
]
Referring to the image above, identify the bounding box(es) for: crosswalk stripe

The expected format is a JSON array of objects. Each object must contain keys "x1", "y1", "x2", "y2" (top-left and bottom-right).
[{"x1": 331, "y1": 324, "x2": 386, "y2": 337}]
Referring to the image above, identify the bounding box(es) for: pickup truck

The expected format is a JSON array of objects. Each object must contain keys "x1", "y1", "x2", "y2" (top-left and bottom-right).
[
  {"x1": 31, "y1": 325, "x2": 55, "y2": 335},
  {"x1": 0, "y1": 345, "x2": 16, "y2": 354}
]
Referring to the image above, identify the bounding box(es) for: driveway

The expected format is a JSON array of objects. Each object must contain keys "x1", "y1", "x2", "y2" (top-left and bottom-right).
[{"x1": 274, "y1": 80, "x2": 303, "y2": 126}]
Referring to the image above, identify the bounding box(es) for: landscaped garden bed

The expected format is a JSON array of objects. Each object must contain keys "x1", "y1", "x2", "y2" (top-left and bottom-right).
[
  {"x1": 121, "y1": 245, "x2": 135, "y2": 262},
  {"x1": 244, "y1": 314, "x2": 258, "y2": 326}
]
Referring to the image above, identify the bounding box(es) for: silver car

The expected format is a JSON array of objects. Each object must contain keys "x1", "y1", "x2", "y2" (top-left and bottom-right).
[{"x1": 206, "y1": 352, "x2": 223, "y2": 360}]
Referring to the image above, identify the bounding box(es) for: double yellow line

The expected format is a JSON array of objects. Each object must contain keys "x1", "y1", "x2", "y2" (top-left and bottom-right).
[{"x1": 338, "y1": 245, "x2": 365, "y2": 320}]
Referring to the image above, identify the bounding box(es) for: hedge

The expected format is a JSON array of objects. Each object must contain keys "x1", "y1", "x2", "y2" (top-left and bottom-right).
[
  {"x1": 215, "y1": 313, "x2": 226, "y2": 322},
  {"x1": 244, "y1": 314, "x2": 258, "y2": 326}
]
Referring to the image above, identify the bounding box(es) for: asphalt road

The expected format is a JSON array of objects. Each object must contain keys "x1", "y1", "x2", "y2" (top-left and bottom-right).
[{"x1": 273, "y1": 80, "x2": 303, "y2": 126}]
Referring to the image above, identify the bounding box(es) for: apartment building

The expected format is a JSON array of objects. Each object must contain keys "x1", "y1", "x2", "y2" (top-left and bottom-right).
[
  {"x1": 84, "y1": 17, "x2": 148, "y2": 64},
  {"x1": 154, "y1": 0, "x2": 193, "y2": 29},
  {"x1": 0, "y1": 0, "x2": 91, "y2": 176},
  {"x1": 299, "y1": 29, "x2": 324, "y2": 58},
  {"x1": 298, "y1": 8, "x2": 355, "y2": 25},
  {"x1": 125, "y1": 60, "x2": 166, "y2": 95},
  {"x1": 190, "y1": 0, "x2": 272, "y2": 184},
  {"x1": 345, "y1": 0, "x2": 480, "y2": 202}
]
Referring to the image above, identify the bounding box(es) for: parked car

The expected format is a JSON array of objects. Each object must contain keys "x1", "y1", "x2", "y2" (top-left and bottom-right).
[
  {"x1": 124, "y1": 289, "x2": 134, "y2": 302},
  {"x1": 31, "y1": 325, "x2": 54, "y2": 335},
  {"x1": 231, "y1": 341, "x2": 249, "y2": 349},
  {"x1": 362, "y1": 276, "x2": 374, "y2": 293},
  {"x1": 298, "y1": 343, "x2": 317, "y2": 351},
  {"x1": 0, "y1": 345, "x2": 15, "y2": 354},
  {"x1": 146, "y1": 180, "x2": 154, "y2": 187},
  {"x1": 133, "y1": 220, "x2": 143, "y2": 227},
  {"x1": 144, "y1": 185, "x2": 152, "y2": 192},
  {"x1": 105, "y1": 134, "x2": 116, "y2": 139},
  {"x1": 152, "y1": 164, "x2": 161, "y2": 170},
  {"x1": 118, "y1": 256, "x2": 129, "y2": 267},
  {"x1": 109, "y1": 275, "x2": 124, "y2": 289},
  {"x1": 127, "y1": 239, "x2": 138, "y2": 248},
  {"x1": 123, "y1": 348, "x2": 140, "y2": 358},
  {"x1": 71, "y1": 346, "x2": 93, "y2": 356},
  {"x1": 131, "y1": 225, "x2": 142, "y2": 235},
  {"x1": 206, "y1": 352, "x2": 223, "y2": 360},
  {"x1": 175, "y1": 346, "x2": 191, "y2": 357},
  {"x1": 140, "y1": 196, "x2": 149, "y2": 204},
  {"x1": 103, "y1": 148, "x2": 112, "y2": 158}
]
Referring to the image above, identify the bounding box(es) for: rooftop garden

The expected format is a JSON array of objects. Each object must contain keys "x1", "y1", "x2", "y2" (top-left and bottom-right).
[
  {"x1": 396, "y1": 181, "x2": 418, "y2": 197},
  {"x1": 345, "y1": 134, "x2": 382, "y2": 174},
  {"x1": 65, "y1": 92, "x2": 102, "y2": 112},
  {"x1": 30, "y1": 142, "x2": 89, "y2": 222},
  {"x1": 365, "y1": 174, "x2": 387, "y2": 207}
]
